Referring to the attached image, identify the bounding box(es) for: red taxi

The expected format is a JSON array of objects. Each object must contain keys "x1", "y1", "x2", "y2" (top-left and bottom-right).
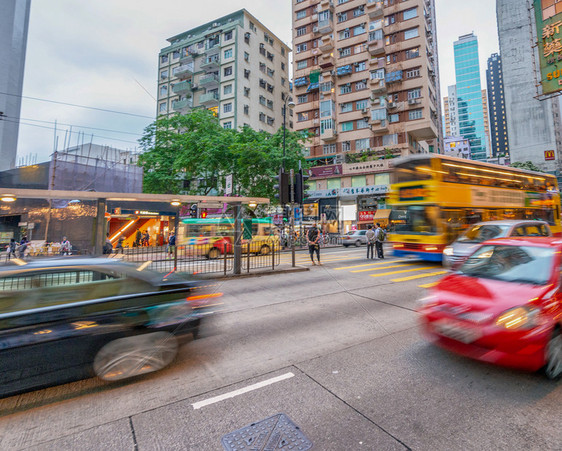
[{"x1": 417, "y1": 237, "x2": 562, "y2": 379}]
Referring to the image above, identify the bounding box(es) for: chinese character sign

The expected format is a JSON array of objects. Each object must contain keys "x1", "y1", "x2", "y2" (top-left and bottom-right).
[{"x1": 535, "y1": 0, "x2": 562, "y2": 94}]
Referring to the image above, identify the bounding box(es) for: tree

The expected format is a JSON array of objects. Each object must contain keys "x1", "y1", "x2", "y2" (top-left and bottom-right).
[
  {"x1": 510, "y1": 161, "x2": 544, "y2": 172},
  {"x1": 138, "y1": 110, "x2": 311, "y2": 201}
]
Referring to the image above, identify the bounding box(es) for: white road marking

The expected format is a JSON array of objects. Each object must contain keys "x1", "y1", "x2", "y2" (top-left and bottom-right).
[{"x1": 191, "y1": 372, "x2": 295, "y2": 410}]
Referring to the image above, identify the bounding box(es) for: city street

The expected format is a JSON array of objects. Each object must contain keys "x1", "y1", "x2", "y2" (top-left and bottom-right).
[{"x1": 0, "y1": 246, "x2": 560, "y2": 450}]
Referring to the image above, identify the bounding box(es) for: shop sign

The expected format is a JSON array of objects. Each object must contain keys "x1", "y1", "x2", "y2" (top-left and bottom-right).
[
  {"x1": 307, "y1": 189, "x2": 340, "y2": 198},
  {"x1": 342, "y1": 160, "x2": 391, "y2": 175},
  {"x1": 471, "y1": 187, "x2": 525, "y2": 207},
  {"x1": 399, "y1": 185, "x2": 428, "y2": 201},
  {"x1": 545, "y1": 150, "x2": 555, "y2": 160},
  {"x1": 358, "y1": 211, "x2": 375, "y2": 221},
  {"x1": 534, "y1": 0, "x2": 562, "y2": 95},
  {"x1": 340, "y1": 185, "x2": 389, "y2": 197},
  {"x1": 308, "y1": 165, "x2": 342, "y2": 178},
  {"x1": 303, "y1": 203, "x2": 318, "y2": 216}
]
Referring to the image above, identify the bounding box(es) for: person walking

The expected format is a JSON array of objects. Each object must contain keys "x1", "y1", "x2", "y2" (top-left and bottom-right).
[
  {"x1": 135, "y1": 229, "x2": 142, "y2": 247},
  {"x1": 167, "y1": 231, "x2": 176, "y2": 257},
  {"x1": 17, "y1": 236, "x2": 29, "y2": 258},
  {"x1": 307, "y1": 223, "x2": 322, "y2": 265},
  {"x1": 375, "y1": 223, "x2": 386, "y2": 259},
  {"x1": 115, "y1": 235, "x2": 125, "y2": 254},
  {"x1": 366, "y1": 225, "x2": 376, "y2": 259},
  {"x1": 7, "y1": 238, "x2": 17, "y2": 259}
]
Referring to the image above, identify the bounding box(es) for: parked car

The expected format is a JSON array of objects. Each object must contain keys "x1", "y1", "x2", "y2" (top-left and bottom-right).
[
  {"x1": 341, "y1": 230, "x2": 368, "y2": 247},
  {"x1": 0, "y1": 258, "x2": 220, "y2": 398},
  {"x1": 442, "y1": 220, "x2": 551, "y2": 268},
  {"x1": 418, "y1": 237, "x2": 562, "y2": 379}
]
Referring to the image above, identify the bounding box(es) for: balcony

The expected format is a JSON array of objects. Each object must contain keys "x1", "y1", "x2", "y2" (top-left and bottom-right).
[
  {"x1": 199, "y1": 91, "x2": 219, "y2": 106},
  {"x1": 205, "y1": 42, "x2": 220, "y2": 56},
  {"x1": 319, "y1": 36, "x2": 334, "y2": 52},
  {"x1": 173, "y1": 64, "x2": 194, "y2": 79},
  {"x1": 367, "y1": 0, "x2": 384, "y2": 19},
  {"x1": 200, "y1": 57, "x2": 220, "y2": 71},
  {"x1": 199, "y1": 73, "x2": 220, "y2": 88},
  {"x1": 318, "y1": 19, "x2": 333, "y2": 34},
  {"x1": 371, "y1": 79, "x2": 387, "y2": 94},
  {"x1": 368, "y1": 40, "x2": 385, "y2": 56},
  {"x1": 172, "y1": 98, "x2": 192, "y2": 111},
  {"x1": 319, "y1": 53, "x2": 334, "y2": 69},
  {"x1": 386, "y1": 101, "x2": 404, "y2": 112},
  {"x1": 371, "y1": 119, "x2": 389, "y2": 134},
  {"x1": 320, "y1": 0, "x2": 334, "y2": 10},
  {"x1": 320, "y1": 128, "x2": 337, "y2": 142},
  {"x1": 172, "y1": 80, "x2": 193, "y2": 95}
]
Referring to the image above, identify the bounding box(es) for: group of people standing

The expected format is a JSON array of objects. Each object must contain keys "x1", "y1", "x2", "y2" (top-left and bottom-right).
[{"x1": 365, "y1": 223, "x2": 386, "y2": 259}]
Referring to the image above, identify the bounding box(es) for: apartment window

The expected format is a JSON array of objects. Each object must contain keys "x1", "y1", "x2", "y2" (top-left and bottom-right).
[
  {"x1": 353, "y1": 6, "x2": 365, "y2": 17},
  {"x1": 323, "y1": 144, "x2": 337, "y2": 155},
  {"x1": 223, "y1": 103, "x2": 233, "y2": 113},
  {"x1": 161, "y1": 54, "x2": 169, "y2": 64},
  {"x1": 297, "y1": 60, "x2": 308, "y2": 70},
  {"x1": 389, "y1": 113, "x2": 399, "y2": 123},
  {"x1": 409, "y1": 109, "x2": 423, "y2": 120},
  {"x1": 320, "y1": 119, "x2": 334, "y2": 133},
  {"x1": 342, "y1": 141, "x2": 351, "y2": 152},
  {"x1": 355, "y1": 80, "x2": 367, "y2": 90},
  {"x1": 406, "y1": 68, "x2": 420, "y2": 78},
  {"x1": 385, "y1": 14, "x2": 396, "y2": 26},
  {"x1": 371, "y1": 68, "x2": 385, "y2": 79},
  {"x1": 259, "y1": 62, "x2": 267, "y2": 73},
  {"x1": 223, "y1": 121, "x2": 233, "y2": 129},
  {"x1": 243, "y1": 105, "x2": 249, "y2": 114},
  {"x1": 159, "y1": 102, "x2": 167, "y2": 113},
  {"x1": 407, "y1": 88, "x2": 421, "y2": 99},
  {"x1": 338, "y1": 12, "x2": 348, "y2": 22},
  {"x1": 296, "y1": 9, "x2": 307, "y2": 20},
  {"x1": 403, "y1": 7, "x2": 418, "y2": 20},
  {"x1": 250, "y1": 21, "x2": 256, "y2": 32},
  {"x1": 224, "y1": 30, "x2": 233, "y2": 41},
  {"x1": 224, "y1": 84, "x2": 233, "y2": 95},
  {"x1": 160, "y1": 85, "x2": 168, "y2": 96},
  {"x1": 341, "y1": 121, "x2": 353, "y2": 132},
  {"x1": 354, "y1": 25, "x2": 366, "y2": 36},
  {"x1": 320, "y1": 100, "x2": 333, "y2": 117},
  {"x1": 259, "y1": 112, "x2": 266, "y2": 122},
  {"x1": 341, "y1": 102, "x2": 352, "y2": 113},
  {"x1": 298, "y1": 94, "x2": 308, "y2": 103},
  {"x1": 340, "y1": 84, "x2": 352, "y2": 94},
  {"x1": 296, "y1": 43, "x2": 307, "y2": 53},
  {"x1": 281, "y1": 62, "x2": 286, "y2": 71},
  {"x1": 244, "y1": 51, "x2": 250, "y2": 62},
  {"x1": 172, "y1": 50, "x2": 180, "y2": 59},
  {"x1": 298, "y1": 112, "x2": 309, "y2": 122},
  {"x1": 224, "y1": 66, "x2": 233, "y2": 76},
  {"x1": 355, "y1": 61, "x2": 366, "y2": 72},
  {"x1": 259, "y1": 95, "x2": 266, "y2": 106},
  {"x1": 356, "y1": 99, "x2": 368, "y2": 109},
  {"x1": 160, "y1": 70, "x2": 168, "y2": 80},
  {"x1": 383, "y1": 133, "x2": 398, "y2": 146},
  {"x1": 339, "y1": 47, "x2": 352, "y2": 57},
  {"x1": 244, "y1": 69, "x2": 250, "y2": 79},
  {"x1": 340, "y1": 29, "x2": 351, "y2": 40},
  {"x1": 355, "y1": 138, "x2": 369, "y2": 150},
  {"x1": 244, "y1": 87, "x2": 250, "y2": 96},
  {"x1": 357, "y1": 119, "x2": 369, "y2": 129},
  {"x1": 281, "y1": 47, "x2": 285, "y2": 56},
  {"x1": 281, "y1": 77, "x2": 286, "y2": 86},
  {"x1": 224, "y1": 48, "x2": 233, "y2": 59},
  {"x1": 244, "y1": 32, "x2": 250, "y2": 44},
  {"x1": 320, "y1": 81, "x2": 333, "y2": 92},
  {"x1": 267, "y1": 100, "x2": 273, "y2": 109},
  {"x1": 406, "y1": 48, "x2": 420, "y2": 59},
  {"x1": 297, "y1": 26, "x2": 307, "y2": 36},
  {"x1": 404, "y1": 28, "x2": 419, "y2": 40}
]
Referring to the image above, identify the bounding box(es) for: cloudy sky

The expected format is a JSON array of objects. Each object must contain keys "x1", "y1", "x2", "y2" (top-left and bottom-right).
[{"x1": 15, "y1": 0, "x2": 498, "y2": 164}]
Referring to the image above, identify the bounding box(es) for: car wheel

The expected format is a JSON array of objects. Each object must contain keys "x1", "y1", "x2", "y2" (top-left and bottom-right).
[
  {"x1": 93, "y1": 332, "x2": 178, "y2": 382},
  {"x1": 259, "y1": 244, "x2": 271, "y2": 255},
  {"x1": 207, "y1": 247, "x2": 221, "y2": 260},
  {"x1": 544, "y1": 328, "x2": 562, "y2": 380},
  {"x1": 355, "y1": 240, "x2": 361, "y2": 247}
]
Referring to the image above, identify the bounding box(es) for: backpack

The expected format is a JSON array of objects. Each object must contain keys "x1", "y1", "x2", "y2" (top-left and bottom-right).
[{"x1": 376, "y1": 228, "x2": 386, "y2": 242}]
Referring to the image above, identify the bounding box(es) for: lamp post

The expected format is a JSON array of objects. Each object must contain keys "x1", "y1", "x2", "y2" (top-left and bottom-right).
[{"x1": 282, "y1": 97, "x2": 296, "y2": 265}]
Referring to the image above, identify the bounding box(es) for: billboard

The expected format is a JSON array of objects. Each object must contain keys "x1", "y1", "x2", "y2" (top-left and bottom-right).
[{"x1": 534, "y1": 0, "x2": 562, "y2": 95}]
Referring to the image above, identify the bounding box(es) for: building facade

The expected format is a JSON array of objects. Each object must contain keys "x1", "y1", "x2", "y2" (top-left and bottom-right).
[
  {"x1": 292, "y1": 0, "x2": 441, "y2": 230},
  {"x1": 497, "y1": 0, "x2": 561, "y2": 173},
  {"x1": 486, "y1": 53, "x2": 509, "y2": 157},
  {"x1": 0, "y1": 0, "x2": 31, "y2": 172},
  {"x1": 453, "y1": 33, "x2": 488, "y2": 160},
  {"x1": 443, "y1": 136, "x2": 471, "y2": 159},
  {"x1": 157, "y1": 10, "x2": 291, "y2": 132},
  {"x1": 443, "y1": 84, "x2": 459, "y2": 137}
]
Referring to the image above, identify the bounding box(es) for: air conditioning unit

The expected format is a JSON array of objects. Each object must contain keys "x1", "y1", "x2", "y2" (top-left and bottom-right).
[
  {"x1": 313, "y1": 26, "x2": 319, "y2": 33},
  {"x1": 361, "y1": 108, "x2": 369, "y2": 114},
  {"x1": 408, "y1": 98, "x2": 420, "y2": 105}
]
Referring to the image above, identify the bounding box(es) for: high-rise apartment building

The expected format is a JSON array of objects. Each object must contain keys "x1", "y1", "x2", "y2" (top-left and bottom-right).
[
  {"x1": 481, "y1": 89, "x2": 492, "y2": 156},
  {"x1": 453, "y1": 33, "x2": 488, "y2": 160},
  {"x1": 292, "y1": 0, "x2": 441, "y2": 230},
  {"x1": 443, "y1": 85, "x2": 459, "y2": 137},
  {"x1": 0, "y1": 0, "x2": 31, "y2": 172},
  {"x1": 157, "y1": 10, "x2": 291, "y2": 132},
  {"x1": 486, "y1": 53, "x2": 509, "y2": 157},
  {"x1": 497, "y1": 0, "x2": 561, "y2": 173}
]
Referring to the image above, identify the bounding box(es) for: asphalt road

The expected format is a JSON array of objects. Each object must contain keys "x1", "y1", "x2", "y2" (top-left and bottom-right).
[{"x1": 0, "y1": 246, "x2": 560, "y2": 450}]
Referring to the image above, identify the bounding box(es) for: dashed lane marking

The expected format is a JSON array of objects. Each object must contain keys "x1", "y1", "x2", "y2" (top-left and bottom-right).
[
  {"x1": 351, "y1": 263, "x2": 418, "y2": 273},
  {"x1": 334, "y1": 259, "x2": 400, "y2": 270},
  {"x1": 418, "y1": 281, "x2": 440, "y2": 288},
  {"x1": 391, "y1": 270, "x2": 448, "y2": 282},
  {"x1": 369, "y1": 266, "x2": 435, "y2": 278}
]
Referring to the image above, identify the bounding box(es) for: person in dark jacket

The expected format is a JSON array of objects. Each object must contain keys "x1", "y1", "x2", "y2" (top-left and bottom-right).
[{"x1": 306, "y1": 224, "x2": 321, "y2": 265}]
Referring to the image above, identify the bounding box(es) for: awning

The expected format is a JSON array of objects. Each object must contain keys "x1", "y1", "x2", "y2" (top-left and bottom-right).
[
  {"x1": 374, "y1": 209, "x2": 391, "y2": 220},
  {"x1": 307, "y1": 82, "x2": 319, "y2": 92}
]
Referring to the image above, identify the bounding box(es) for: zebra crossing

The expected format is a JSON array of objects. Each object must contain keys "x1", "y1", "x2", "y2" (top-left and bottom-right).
[{"x1": 279, "y1": 247, "x2": 447, "y2": 287}]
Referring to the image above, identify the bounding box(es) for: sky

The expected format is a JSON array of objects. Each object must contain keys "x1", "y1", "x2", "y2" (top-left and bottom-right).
[{"x1": 14, "y1": 0, "x2": 499, "y2": 164}]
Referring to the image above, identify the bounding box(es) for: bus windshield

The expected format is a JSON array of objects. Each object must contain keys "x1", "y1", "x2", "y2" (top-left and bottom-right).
[
  {"x1": 390, "y1": 206, "x2": 439, "y2": 235},
  {"x1": 392, "y1": 158, "x2": 433, "y2": 184}
]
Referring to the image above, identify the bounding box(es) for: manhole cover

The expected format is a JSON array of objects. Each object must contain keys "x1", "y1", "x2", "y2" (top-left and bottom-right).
[{"x1": 222, "y1": 413, "x2": 312, "y2": 450}]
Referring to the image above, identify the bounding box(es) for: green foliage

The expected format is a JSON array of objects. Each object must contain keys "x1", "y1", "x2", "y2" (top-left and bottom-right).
[
  {"x1": 510, "y1": 161, "x2": 544, "y2": 172},
  {"x1": 138, "y1": 110, "x2": 311, "y2": 202}
]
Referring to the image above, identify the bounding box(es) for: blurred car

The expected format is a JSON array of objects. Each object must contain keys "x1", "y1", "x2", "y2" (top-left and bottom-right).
[
  {"x1": 418, "y1": 237, "x2": 562, "y2": 379},
  {"x1": 442, "y1": 220, "x2": 551, "y2": 268},
  {"x1": 0, "y1": 258, "x2": 221, "y2": 398},
  {"x1": 341, "y1": 230, "x2": 368, "y2": 247}
]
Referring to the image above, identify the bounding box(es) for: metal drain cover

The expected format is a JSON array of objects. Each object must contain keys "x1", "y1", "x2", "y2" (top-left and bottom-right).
[{"x1": 222, "y1": 413, "x2": 312, "y2": 450}]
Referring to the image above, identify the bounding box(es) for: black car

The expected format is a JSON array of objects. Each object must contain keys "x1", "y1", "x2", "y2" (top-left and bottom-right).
[{"x1": 0, "y1": 258, "x2": 220, "y2": 398}]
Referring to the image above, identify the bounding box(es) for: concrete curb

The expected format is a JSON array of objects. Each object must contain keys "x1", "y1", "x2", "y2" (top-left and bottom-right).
[{"x1": 198, "y1": 265, "x2": 310, "y2": 280}]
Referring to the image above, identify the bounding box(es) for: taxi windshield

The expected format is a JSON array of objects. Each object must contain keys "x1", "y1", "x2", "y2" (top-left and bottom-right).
[
  {"x1": 458, "y1": 245, "x2": 554, "y2": 285},
  {"x1": 457, "y1": 224, "x2": 511, "y2": 243}
]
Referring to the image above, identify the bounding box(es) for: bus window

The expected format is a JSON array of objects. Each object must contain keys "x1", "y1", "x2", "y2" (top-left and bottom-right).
[
  {"x1": 390, "y1": 206, "x2": 438, "y2": 235},
  {"x1": 392, "y1": 158, "x2": 433, "y2": 184}
]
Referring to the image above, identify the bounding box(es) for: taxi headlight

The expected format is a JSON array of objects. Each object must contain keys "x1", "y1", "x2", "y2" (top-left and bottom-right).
[
  {"x1": 495, "y1": 306, "x2": 539, "y2": 330},
  {"x1": 443, "y1": 246, "x2": 453, "y2": 256}
]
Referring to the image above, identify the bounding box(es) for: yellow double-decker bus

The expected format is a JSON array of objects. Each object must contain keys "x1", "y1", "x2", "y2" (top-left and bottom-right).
[{"x1": 388, "y1": 154, "x2": 561, "y2": 262}]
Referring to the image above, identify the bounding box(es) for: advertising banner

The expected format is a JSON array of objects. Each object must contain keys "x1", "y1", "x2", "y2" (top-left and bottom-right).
[
  {"x1": 534, "y1": 0, "x2": 562, "y2": 95},
  {"x1": 307, "y1": 165, "x2": 342, "y2": 178}
]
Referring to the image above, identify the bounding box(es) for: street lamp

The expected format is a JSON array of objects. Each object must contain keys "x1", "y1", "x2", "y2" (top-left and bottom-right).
[{"x1": 282, "y1": 97, "x2": 296, "y2": 266}]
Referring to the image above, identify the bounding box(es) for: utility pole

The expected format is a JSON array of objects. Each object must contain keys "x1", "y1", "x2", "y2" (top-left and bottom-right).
[{"x1": 290, "y1": 168, "x2": 296, "y2": 267}]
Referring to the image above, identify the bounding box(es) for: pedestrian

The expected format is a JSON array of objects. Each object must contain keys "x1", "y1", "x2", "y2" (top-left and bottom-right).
[
  {"x1": 143, "y1": 231, "x2": 150, "y2": 247},
  {"x1": 167, "y1": 231, "x2": 176, "y2": 256},
  {"x1": 60, "y1": 236, "x2": 72, "y2": 255},
  {"x1": 366, "y1": 224, "x2": 376, "y2": 259},
  {"x1": 135, "y1": 229, "x2": 142, "y2": 247},
  {"x1": 306, "y1": 223, "x2": 321, "y2": 265},
  {"x1": 103, "y1": 233, "x2": 113, "y2": 255},
  {"x1": 7, "y1": 238, "x2": 17, "y2": 259},
  {"x1": 375, "y1": 223, "x2": 386, "y2": 259},
  {"x1": 17, "y1": 236, "x2": 29, "y2": 258},
  {"x1": 115, "y1": 235, "x2": 125, "y2": 253}
]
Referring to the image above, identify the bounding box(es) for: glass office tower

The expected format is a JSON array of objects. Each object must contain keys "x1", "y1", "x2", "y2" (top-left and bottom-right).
[{"x1": 453, "y1": 33, "x2": 487, "y2": 160}]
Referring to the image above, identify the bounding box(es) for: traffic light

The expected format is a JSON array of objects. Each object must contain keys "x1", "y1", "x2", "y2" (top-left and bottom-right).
[
  {"x1": 190, "y1": 203, "x2": 198, "y2": 218},
  {"x1": 200, "y1": 211, "x2": 207, "y2": 219},
  {"x1": 294, "y1": 169, "x2": 310, "y2": 204},
  {"x1": 274, "y1": 168, "x2": 290, "y2": 205}
]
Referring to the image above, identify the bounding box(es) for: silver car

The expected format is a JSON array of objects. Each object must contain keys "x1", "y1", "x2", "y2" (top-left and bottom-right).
[
  {"x1": 341, "y1": 230, "x2": 368, "y2": 247},
  {"x1": 442, "y1": 220, "x2": 551, "y2": 268}
]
